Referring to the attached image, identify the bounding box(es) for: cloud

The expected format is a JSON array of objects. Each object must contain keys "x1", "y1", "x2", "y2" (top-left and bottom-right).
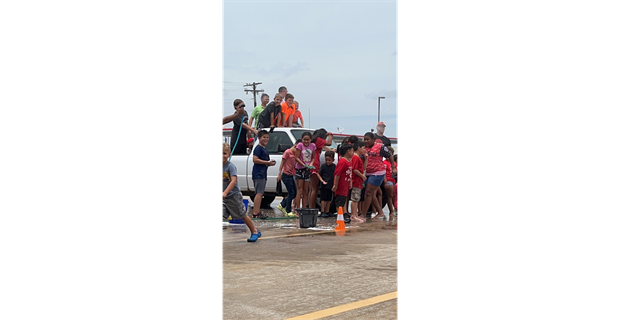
[{"x1": 257, "y1": 62, "x2": 309, "y2": 78}]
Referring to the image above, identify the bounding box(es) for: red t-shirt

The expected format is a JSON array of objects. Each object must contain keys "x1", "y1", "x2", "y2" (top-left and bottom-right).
[
  {"x1": 311, "y1": 137, "x2": 326, "y2": 173},
  {"x1": 366, "y1": 142, "x2": 391, "y2": 175},
  {"x1": 384, "y1": 159, "x2": 396, "y2": 183},
  {"x1": 351, "y1": 154, "x2": 365, "y2": 188},
  {"x1": 334, "y1": 157, "x2": 352, "y2": 196}
]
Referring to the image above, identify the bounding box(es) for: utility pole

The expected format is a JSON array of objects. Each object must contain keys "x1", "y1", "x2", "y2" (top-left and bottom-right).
[
  {"x1": 378, "y1": 96, "x2": 385, "y2": 122},
  {"x1": 243, "y1": 82, "x2": 264, "y2": 107}
]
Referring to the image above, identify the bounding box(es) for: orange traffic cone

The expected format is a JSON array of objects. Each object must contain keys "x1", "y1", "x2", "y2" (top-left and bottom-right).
[{"x1": 335, "y1": 206, "x2": 346, "y2": 236}]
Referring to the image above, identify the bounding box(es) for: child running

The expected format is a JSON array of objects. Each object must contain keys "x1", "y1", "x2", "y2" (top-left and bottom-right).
[
  {"x1": 317, "y1": 150, "x2": 336, "y2": 218},
  {"x1": 276, "y1": 139, "x2": 301, "y2": 217},
  {"x1": 223, "y1": 143, "x2": 261, "y2": 242},
  {"x1": 350, "y1": 141, "x2": 368, "y2": 222},
  {"x1": 293, "y1": 132, "x2": 316, "y2": 215},
  {"x1": 332, "y1": 143, "x2": 353, "y2": 223}
]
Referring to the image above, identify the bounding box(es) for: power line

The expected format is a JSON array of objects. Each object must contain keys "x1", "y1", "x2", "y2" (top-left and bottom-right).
[{"x1": 243, "y1": 82, "x2": 264, "y2": 108}]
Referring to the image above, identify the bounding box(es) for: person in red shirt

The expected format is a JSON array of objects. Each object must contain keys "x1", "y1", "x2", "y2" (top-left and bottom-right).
[
  {"x1": 331, "y1": 143, "x2": 354, "y2": 223},
  {"x1": 359, "y1": 132, "x2": 396, "y2": 221},
  {"x1": 383, "y1": 146, "x2": 397, "y2": 220},
  {"x1": 350, "y1": 142, "x2": 368, "y2": 223},
  {"x1": 309, "y1": 128, "x2": 333, "y2": 209}
]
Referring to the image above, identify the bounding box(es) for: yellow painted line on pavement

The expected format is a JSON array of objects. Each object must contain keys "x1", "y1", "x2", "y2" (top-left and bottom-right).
[
  {"x1": 285, "y1": 291, "x2": 397, "y2": 320},
  {"x1": 223, "y1": 230, "x2": 335, "y2": 243}
]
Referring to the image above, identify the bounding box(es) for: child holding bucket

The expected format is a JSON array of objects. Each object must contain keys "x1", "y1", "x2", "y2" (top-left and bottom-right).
[
  {"x1": 223, "y1": 143, "x2": 261, "y2": 242},
  {"x1": 293, "y1": 131, "x2": 316, "y2": 215}
]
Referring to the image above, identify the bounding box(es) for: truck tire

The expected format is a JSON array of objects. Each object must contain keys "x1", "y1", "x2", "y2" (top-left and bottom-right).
[
  {"x1": 261, "y1": 194, "x2": 276, "y2": 208},
  {"x1": 247, "y1": 192, "x2": 276, "y2": 209}
]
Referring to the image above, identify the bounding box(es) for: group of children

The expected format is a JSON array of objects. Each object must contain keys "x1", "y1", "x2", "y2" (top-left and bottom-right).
[
  {"x1": 249, "y1": 86, "x2": 304, "y2": 130},
  {"x1": 223, "y1": 117, "x2": 398, "y2": 242},
  {"x1": 328, "y1": 136, "x2": 398, "y2": 223},
  {"x1": 274, "y1": 129, "x2": 398, "y2": 224}
]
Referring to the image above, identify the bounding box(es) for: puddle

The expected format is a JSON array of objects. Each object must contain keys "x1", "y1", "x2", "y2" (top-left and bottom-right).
[{"x1": 307, "y1": 226, "x2": 358, "y2": 231}]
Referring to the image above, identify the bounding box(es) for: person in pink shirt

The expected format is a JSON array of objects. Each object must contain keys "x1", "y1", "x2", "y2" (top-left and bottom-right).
[
  {"x1": 276, "y1": 140, "x2": 301, "y2": 217},
  {"x1": 294, "y1": 132, "x2": 316, "y2": 214}
]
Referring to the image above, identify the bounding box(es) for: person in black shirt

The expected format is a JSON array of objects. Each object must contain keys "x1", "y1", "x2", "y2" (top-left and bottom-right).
[
  {"x1": 374, "y1": 121, "x2": 392, "y2": 147},
  {"x1": 231, "y1": 99, "x2": 258, "y2": 155},
  {"x1": 256, "y1": 93, "x2": 283, "y2": 130},
  {"x1": 317, "y1": 151, "x2": 336, "y2": 217}
]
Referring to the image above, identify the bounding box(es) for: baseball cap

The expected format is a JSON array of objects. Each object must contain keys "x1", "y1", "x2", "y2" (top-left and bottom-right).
[{"x1": 377, "y1": 122, "x2": 386, "y2": 127}]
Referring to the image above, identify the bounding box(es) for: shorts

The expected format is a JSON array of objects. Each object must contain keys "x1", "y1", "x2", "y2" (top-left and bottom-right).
[
  {"x1": 295, "y1": 168, "x2": 311, "y2": 181},
  {"x1": 253, "y1": 178, "x2": 266, "y2": 194},
  {"x1": 334, "y1": 195, "x2": 347, "y2": 209},
  {"x1": 319, "y1": 188, "x2": 333, "y2": 201},
  {"x1": 350, "y1": 187, "x2": 362, "y2": 202},
  {"x1": 367, "y1": 174, "x2": 385, "y2": 187},
  {"x1": 223, "y1": 193, "x2": 247, "y2": 220},
  {"x1": 386, "y1": 181, "x2": 394, "y2": 187}
]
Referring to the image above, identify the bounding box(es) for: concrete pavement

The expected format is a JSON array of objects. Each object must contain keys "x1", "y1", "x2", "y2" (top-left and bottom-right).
[{"x1": 223, "y1": 199, "x2": 398, "y2": 320}]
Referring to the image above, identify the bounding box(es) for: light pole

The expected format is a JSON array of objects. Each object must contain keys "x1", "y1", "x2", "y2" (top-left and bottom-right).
[{"x1": 378, "y1": 97, "x2": 385, "y2": 122}]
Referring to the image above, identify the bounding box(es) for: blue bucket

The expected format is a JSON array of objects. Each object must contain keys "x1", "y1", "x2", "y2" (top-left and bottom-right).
[{"x1": 230, "y1": 199, "x2": 249, "y2": 224}]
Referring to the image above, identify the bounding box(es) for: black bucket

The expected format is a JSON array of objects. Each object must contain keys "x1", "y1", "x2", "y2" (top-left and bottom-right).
[{"x1": 297, "y1": 208, "x2": 319, "y2": 228}]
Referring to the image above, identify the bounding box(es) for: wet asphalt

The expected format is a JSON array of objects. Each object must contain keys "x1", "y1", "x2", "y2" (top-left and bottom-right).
[{"x1": 223, "y1": 197, "x2": 398, "y2": 320}]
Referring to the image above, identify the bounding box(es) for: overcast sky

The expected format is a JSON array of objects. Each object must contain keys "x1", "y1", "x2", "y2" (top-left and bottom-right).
[{"x1": 223, "y1": 0, "x2": 397, "y2": 138}]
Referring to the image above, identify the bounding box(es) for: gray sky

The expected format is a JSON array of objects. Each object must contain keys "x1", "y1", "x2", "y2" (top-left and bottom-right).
[{"x1": 223, "y1": 0, "x2": 397, "y2": 138}]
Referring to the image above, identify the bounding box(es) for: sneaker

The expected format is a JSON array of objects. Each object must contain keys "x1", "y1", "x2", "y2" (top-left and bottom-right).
[
  {"x1": 286, "y1": 212, "x2": 296, "y2": 217},
  {"x1": 247, "y1": 230, "x2": 262, "y2": 242},
  {"x1": 319, "y1": 212, "x2": 330, "y2": 218},
  {"x1": 344, "y1": 214, "x2": 351, "y2": 224},
  {"x1": 252, "y1": 213, "x2": 269, "y2": 219},
  {"x1": 277, "y1": 204, "x2": 287, "y2": 216}
]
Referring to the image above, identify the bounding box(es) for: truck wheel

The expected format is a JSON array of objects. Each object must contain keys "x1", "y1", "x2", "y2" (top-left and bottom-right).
[
  {"x1": 261, "y1": 195, "x2": 276, "y2": 208},
  {"x1": 247, "y1": 192, "x2": 276, "y2": 209}
]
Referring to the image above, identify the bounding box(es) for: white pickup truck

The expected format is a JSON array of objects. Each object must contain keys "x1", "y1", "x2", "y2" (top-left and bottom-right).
[{"x1": 222, "y1": 127, "x2": 397, "y2": 209}]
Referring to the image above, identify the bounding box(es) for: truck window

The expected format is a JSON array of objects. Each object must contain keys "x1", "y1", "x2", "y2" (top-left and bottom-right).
[
  {"x1": 264, "y1": 131, "x2": 293, "y2": 154},
  {"x1": 291, "y1": 129, "x2": 314, "y2": 142}
]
